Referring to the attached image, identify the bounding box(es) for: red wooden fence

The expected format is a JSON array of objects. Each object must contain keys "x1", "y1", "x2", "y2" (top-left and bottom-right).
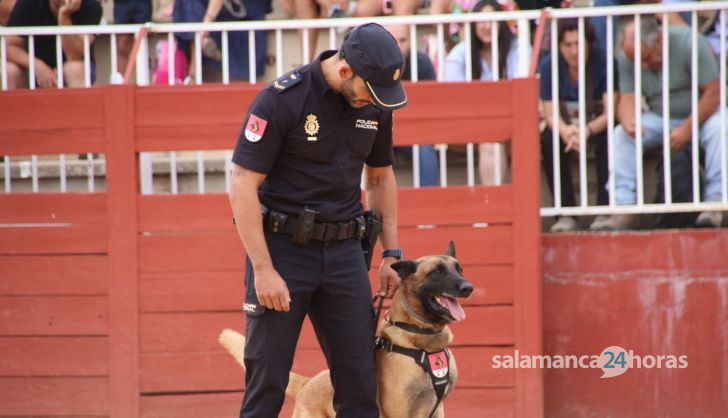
[{"x1": 0, "y1": 80, "x2": 542, "y2": 418}]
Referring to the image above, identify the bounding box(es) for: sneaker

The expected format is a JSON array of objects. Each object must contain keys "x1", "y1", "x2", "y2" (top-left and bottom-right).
[
  {"x1": 593, "y1": 214, "x2": 639, "y2": 231},
  {"x1": 695, "y1": 211, "x2": 723, "y2": 228},
  {"x1": 550, "y1": 216, "x2": 578, "y2": 233},
  {"x1": 589, "y1": 215, "x2": 610, "y2": 231}
]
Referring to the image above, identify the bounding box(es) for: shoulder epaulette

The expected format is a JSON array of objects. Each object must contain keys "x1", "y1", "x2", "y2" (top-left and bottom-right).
[{"x1": 270, "y1": 71, "x2": 303, "y2": 93}]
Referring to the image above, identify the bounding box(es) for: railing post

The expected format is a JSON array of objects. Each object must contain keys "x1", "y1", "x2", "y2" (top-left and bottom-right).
[{"x1": 105, "y1": 84, "x2": 140, "y2": 418}]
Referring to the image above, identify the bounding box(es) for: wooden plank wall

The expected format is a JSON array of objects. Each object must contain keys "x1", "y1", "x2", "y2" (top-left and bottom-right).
[
  {"x1": 0, "y1": 88, "x2": 113, "y2": 418},
  {"x1": 0, "y1": 81, "x2": 542, "y2": 418}
]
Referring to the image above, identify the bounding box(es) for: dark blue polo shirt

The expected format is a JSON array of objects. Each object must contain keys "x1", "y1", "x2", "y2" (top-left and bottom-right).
[{"x1": 232, "y1": 50, "x2": 394, "y2": 223}]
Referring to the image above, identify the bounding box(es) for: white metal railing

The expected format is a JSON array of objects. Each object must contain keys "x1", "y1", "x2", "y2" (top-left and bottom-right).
[
  {"x1": 1, "y1": 3, "x2": 727, "y2": 224},
  {"x1": 543, "y1": 3, "x2": 728, "y2": 217}
]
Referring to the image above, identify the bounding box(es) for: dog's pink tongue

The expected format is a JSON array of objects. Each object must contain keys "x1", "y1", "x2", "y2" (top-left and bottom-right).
[{"x1": 441, "y1": 297, "x2": 466, "y2": 321}]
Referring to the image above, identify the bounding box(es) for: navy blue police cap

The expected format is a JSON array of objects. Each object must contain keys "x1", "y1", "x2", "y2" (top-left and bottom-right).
[{"x1": 341, "y1": 22, "x2": 408, "y2": 110}]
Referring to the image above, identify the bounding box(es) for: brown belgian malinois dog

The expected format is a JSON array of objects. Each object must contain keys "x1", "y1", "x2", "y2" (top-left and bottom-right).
[{"x1": 219, "y1": 241, "x2": 474, "y2": 418}]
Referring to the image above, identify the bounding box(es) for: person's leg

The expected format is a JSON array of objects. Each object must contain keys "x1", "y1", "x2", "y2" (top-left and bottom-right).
[
  {"x1": 116, "y1": 1, "x2": 152, "y2": 74},
  {"x1": 429, "y1": 0, "x2": 453, "y2": 14},
  {"x1": 699, "y1": 110, "x2": 728, "y2": 203},
  {"x1": 478, "y1": 143, "x2": 507, "y2": 185},
  {"x1": 591, "y1": 0, "x2": 619, "y2": 61},
  {"x1": 592, "y1": 131, "x2": 609, "y2": 206},
  {"x1": 309, "y1": 238, "x2": 378, "y2": 418},
  {"x1": 541, "y1": 127, "x2": 577, "y2": 207},
  {"x1": 614, "y1": 112, "x2": 665, "y2": 204},
  {"x1": 355, "y1": 0, "x2": 382, "y2": 17},
  {"x1": 63, "y1": 61, "x2": 86, "y2": 87},
  {"x1": 114, "y1": 2, "x2": 132, "y2": 73},
  {"x1": 5, "y1": 62, "x2": 28, "y2": 90},
  {"x1": 295, "y1": 0, "x2": 320, "y2": 63},
  {"x1": 116, "y1": 34, "x2": 134, "y2": 74},
  {"x1": 418, "y1": 145, "x2": 439, "y2": 187},
  {"x1": 392, "y1": 0, "x2": 419, "y2": 15}
]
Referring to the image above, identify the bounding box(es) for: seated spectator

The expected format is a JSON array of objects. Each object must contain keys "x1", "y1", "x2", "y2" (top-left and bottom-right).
[
  {"x1": 444, "y1": 0, "x2": 527, "y2": 185},
  {"x1": 539, "y1": 18, "x2": 615, "y2": 232},
  {"x1": 386, "y1": 23, "x2": 440, "y2": 187},
  {"x1": 5, "y1": 0, "x2": 102, "y2": 89},
  {"x1": 173, "y1": 0, "x2": 269, "y2": 82},
  {"x1": 599, "y1": 17, "x2": 726, "y2": 230},
  {"x1": 114, "y1": 0, "x2": 152, "y2": 75}
]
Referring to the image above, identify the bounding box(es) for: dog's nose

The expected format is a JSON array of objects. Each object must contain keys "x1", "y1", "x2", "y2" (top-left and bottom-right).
[{"x1": 458, "y1": 281, "x2": 474, "y2": 297}]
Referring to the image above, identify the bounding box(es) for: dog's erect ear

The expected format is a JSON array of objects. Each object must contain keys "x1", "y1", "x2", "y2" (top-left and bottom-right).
[
  {"x1": 390, "y1": 260, "x2": 418, "y2": 279},
  {"x1": 445, "y1": 240, "x2": 456, "y2": 258}
]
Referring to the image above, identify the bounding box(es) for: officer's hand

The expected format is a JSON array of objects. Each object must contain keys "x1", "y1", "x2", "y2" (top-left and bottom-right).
[
  {"x1": 378, "y1": 257, "x2": 401, "y2": 299},
  {"x1": 253, "y1": 267, "x2": 291, "y2": 312}
]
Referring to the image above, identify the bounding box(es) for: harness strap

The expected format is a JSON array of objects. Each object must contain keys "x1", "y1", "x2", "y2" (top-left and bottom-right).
[
  {"x1": 388, "y1": 319, "x2": 441, "y2": 336},
  {"x1": 375, "y1": 337, "x2": 451, "y2": 418}
]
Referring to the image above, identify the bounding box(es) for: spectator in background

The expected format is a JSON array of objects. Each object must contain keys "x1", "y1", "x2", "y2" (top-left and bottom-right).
[
  {"x1": 599, "y1": 17, "x2": 726, "y2": 230},
  {"x1": 355, "y1": 0, "x2": 419, "y2": 16},
  {"x1": 444, "y1": 0, "x2": 527, "y2": 185},
  {"x1": 5, "y1": 0, "x2": 102, "y2": 89},
  {"x1": 0, "y1": 0, "x2": 17, "y2": 25},
  {"x1": 591, "y1": 0, "x2": 637, "y2": 61},
  {"x1": 114, "y1": 0, "x2": 151, "y2": 75},
  {"x1": 659, "y1": 0, "x2": 727, "y2": 58},
  {"x1": 386, "y1": 23, "x2": 440, "y2": 187},
  {"x1": 538, "y1": 18, "x2": 615, "y2": 232},
  {"x1": 173, "y1": 0, "x2": 269, "y2": 82},
  {"x1": 296, "y1": 0, "x2": 355, "y2": 63}
]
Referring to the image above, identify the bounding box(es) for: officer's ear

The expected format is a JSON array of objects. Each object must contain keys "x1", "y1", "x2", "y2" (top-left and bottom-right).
[
  {"x1": 338, "y1": 63, "x2": 355, "y2": 81},
  {"x1": 390, "y1": 260, "x2": 418, "y2": 280}
]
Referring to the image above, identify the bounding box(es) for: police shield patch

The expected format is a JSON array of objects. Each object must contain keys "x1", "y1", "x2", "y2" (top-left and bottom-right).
[{"x1": 245, "y1": 114, "x2": 268, "y2": 142}]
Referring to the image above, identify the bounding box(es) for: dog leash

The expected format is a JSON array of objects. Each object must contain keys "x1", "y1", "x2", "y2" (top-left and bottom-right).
[{"x1": 372, "y1": 294, "x2": 385, "y2": 338}]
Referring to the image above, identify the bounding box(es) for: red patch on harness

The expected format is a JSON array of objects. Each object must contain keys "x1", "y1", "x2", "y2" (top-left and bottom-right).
[{"x1": 428, "y1": 351, "x2": 448, "y2": 378}]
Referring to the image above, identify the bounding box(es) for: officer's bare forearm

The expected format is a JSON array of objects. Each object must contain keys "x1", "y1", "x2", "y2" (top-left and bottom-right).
[
  {"x1": 229, "y1": 164, "x2": 274, "y2": 272},
  {"x1": 364, "y1": 165, "x2": 398, "y2": 250}
]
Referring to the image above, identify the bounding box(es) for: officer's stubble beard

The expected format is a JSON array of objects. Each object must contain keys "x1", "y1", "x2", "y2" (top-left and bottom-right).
[{"x1": 340, "y1": 74, "x2": 372, "y2": 109}]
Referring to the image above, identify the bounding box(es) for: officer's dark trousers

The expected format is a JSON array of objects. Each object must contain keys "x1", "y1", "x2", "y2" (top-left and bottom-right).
[{"x1": 240, "y1": 228, "x2": 378, "y2": 418}]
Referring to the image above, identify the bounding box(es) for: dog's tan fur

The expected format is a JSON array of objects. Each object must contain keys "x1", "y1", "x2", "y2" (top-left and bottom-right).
[{"x1": 219, "y1": 244, "x2": 470, "y2": 418}]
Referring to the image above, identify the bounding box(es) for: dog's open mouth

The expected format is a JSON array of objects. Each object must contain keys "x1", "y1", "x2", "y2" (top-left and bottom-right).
[{"x1": 431, "y1": 294, "x2": 466, "y2": 322}]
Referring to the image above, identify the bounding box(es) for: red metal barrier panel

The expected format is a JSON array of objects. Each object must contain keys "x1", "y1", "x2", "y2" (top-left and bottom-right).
[
  {"x1": 543, "y1": 230, "x2": 728, "y2": 418},
  {"x1": 0, "y1": 80, "x2": 542, "y2": 418}
]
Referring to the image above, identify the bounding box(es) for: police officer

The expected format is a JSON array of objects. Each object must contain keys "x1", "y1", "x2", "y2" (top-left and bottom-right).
[{"x1": 229, "y1": 22, "x2": 407, "y2": 417}]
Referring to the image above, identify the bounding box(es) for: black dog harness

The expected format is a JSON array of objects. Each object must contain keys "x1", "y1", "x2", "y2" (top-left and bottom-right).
[
  {"x1": 372, "y1": 297, "x2": 451, "y2": 418},
  {"x1": 374, "y1": 336, "x2": 451, "y2": 418}
]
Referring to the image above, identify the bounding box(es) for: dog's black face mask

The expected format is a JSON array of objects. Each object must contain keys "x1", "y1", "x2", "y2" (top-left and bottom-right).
[{"x1": 391, "y1": 241, "x2": 474, "y2": 325}]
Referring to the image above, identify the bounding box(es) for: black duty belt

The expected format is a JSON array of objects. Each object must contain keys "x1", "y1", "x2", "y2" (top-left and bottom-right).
[{"x1": 265, "y1": 209, "x2": 365, "y2": 242}]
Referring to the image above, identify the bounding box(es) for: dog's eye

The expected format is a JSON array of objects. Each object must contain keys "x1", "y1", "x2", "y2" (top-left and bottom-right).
[{"x1": 434, "y1": 264, "x2": 445, "y2": 274}]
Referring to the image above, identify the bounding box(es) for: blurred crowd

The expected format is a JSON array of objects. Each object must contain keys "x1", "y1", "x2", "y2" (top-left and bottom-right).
[{"x1": 1, "y1": 0, "x2": 726, "y2": 230}]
